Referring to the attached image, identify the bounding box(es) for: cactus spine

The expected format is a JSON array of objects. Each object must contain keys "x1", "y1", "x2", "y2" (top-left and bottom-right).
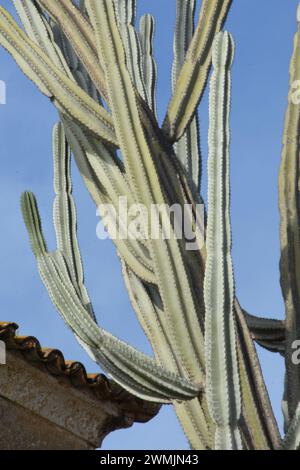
[{"x1": 1, "y1": 0, "x2": 300, "y2": 449}]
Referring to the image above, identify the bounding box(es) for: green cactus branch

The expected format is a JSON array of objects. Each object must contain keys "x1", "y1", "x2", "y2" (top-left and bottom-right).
[
  {"x1": 244, "y1": 311, "x2": 285, "y2": 354},
  {"x1": 234, "y1": 300, "x2": 282, "y2": 449},
  {"x1": 204, "y1": 31, "x2": 242, "y2": 450},
  {"x1": 172, "y1": 0, "x2": 201, "y2": 191},
  {"x1": 282, "y1": 403, "x2": 300, "y2": 449},
  {"x1": 163, "y1": 0, "x2": 232, "y2": 142},
  {"x1": 139, "y1": 13, "x2": 157, "y2": 115},
  {"x1": 279, "y1": 3, "x2": 300, "y2": 422}
]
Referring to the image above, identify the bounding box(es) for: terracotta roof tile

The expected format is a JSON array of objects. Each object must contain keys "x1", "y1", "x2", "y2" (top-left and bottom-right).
[{"x1": 0, "y1": 322, "x2": 160, "y2": 423}]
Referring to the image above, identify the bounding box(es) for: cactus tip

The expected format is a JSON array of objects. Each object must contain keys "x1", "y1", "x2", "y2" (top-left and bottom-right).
[{"x1": 212, "y1": 31, "x2": 235, "y2": 69}]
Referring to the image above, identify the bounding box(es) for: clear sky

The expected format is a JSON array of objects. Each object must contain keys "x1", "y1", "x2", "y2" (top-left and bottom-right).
[{"x1": 0, "y1": 0, "x2": 298, "y2": 450}]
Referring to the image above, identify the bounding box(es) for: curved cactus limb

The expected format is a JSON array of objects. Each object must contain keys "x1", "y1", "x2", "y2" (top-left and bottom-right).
[
  {"x1": 279, "y1": 3, "x2": 300, "y2": 420},
  {"x1": 139, "y1": 14, "x2": 157, "y2": 116},
  {"x1": 172, "y1": 0, "x2": 201, "y2": 191},
  {"x1": 121, "y1": 261, "x2": 182, "y2": 373},
  {"x1": 122, "y1": 260, "x2": 214, "y2": 449},
  {"x1": 115, "y1": 0, "x2": 146, "y2": 100},
  {"x1": 244, "y1": 311, "x2": 285, "y2": 354},
  {"x1": 235, "y1": 300, "x2": 282, "y2": 449},
  {"x1": 163, "y1": 0, "x2": 232, "y2": 142},
  {"x1": 21, "y1": 190, "x2": 201, "y2": 404},
  {"x1": 21, "y1": 192, "x2": 47, "y2": 257},
  {"x1": 52, "y1": 122, "x2": 94, "y2": 316}
]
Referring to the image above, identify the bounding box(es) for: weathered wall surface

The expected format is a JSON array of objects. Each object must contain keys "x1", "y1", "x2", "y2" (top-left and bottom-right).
[{"x1": 0, "y1": 351, "x2": 131, "y2": 450}]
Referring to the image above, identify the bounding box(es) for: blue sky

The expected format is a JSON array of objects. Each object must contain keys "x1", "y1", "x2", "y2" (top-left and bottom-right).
[{"x1": 0, "y1": 0, "x2": 298, "y2": 450}]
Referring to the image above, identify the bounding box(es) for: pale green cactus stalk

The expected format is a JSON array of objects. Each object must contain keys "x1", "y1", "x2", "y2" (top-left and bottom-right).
[
  {"x1": 172, "y1": 0, "x2": 201, "y2": 191},
  {"x1": 282, "y1": 403, "x2": 300, "y2": 449},
  {"x1": 139, "y1": 13, "x2": 157, "y2": 115},
  {"x1": 279, "y1": 3, "x2": 300, "y2": 426},
  {"x1": 204, "y1": 31, "x2": 242, "y2": 450},
  {"x1": 2, "y1": 0, "x2": 300, "y2": 450}
]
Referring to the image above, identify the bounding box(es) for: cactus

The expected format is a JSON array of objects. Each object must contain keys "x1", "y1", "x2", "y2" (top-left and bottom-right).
[
  {"x1": 204, "y1": 31, "x2": 242, "y2": 450},
  {"x1": 1, "y1": 0, "x2": 300, "y2": 449},
  {"x1": 279, "y1": 3, "x2": 300, "y2": 427}
]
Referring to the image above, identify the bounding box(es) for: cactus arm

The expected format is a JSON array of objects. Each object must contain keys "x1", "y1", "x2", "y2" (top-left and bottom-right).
[
  {"x1": 115, "y1": 0, "x2": 146, "y2": 100},
  {"x1": 278, "y1": 4, "x2": 300, "y2": 420},
  {"x1": 244, "y1": 311, "x2": 285, "y2": 354},
  {"x1": 235, "y1": 300, "x2": 282, "y2": 449},
  {"x1": 204, "y1": 31, "x2": 242, "y2": 449},
  {"x1": 115, "y1": 0, "x2": 135, "y2": 24},
  {"x1": 121, "y1": 261, "x2": 183, "y2": 373},
  {"x1": 163, "y1": 0, "x2": 232, "y2": 142},
  {"x1": 139, "y1": 14, "x2": 157, "y2": 115},
  {"x1": 21, "y1": 193, "x2": 201, "y2": 402},
  {"x1": 0, "y1": 8, "x2": 117, "y2": 146},
  {"x1": 204, "y1": 30, "x2": 280, "y2": 450},
  {"x1": 52, "y1": 122, "x2": 94, "y2": 317},
  {"x1": 172, "y1": 0, "x2": 195, "y2": 84},
  {"x1": 172, "y1": 0, "x2": 201, "y2": 190},
  {"x1": 282, "y1": 403, "x2": 300, "y2": 449},
  {"x1": 204, "y1": 33, "x2": 281, "y2": 449},
  {"x1": 40, "y1": 250, "x2": 202, "y2": 403},
  {"x1": 86, "y1": 0, "x2": 205, "y2": 382},
  {"x1": 36, "y1": 0, "x2": 108, "y2": 101},
  {"x1": 253, "y1": 339, "x2": 285, "y2": 355},
  {"x1": 21, "y1": 192, "x2": 47, "y2": 257},
  {"x1": 21, "y1": 191, "x2": 202, "y2": 403},
  {"x1": 122, "y1": 261, "x2": 214, "y2": 450}
]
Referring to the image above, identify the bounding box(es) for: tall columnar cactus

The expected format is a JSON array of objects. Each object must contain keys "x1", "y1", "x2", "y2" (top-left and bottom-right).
[
  {"x1": 1, "y1": 0, "x2": 300, "y2": 449},
  {"x1": 279, "y1": 3, "x2": 300, "y2": 428},
  {"x1": 204, "y1": 31, "x2": 242, "y2": 450}
]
